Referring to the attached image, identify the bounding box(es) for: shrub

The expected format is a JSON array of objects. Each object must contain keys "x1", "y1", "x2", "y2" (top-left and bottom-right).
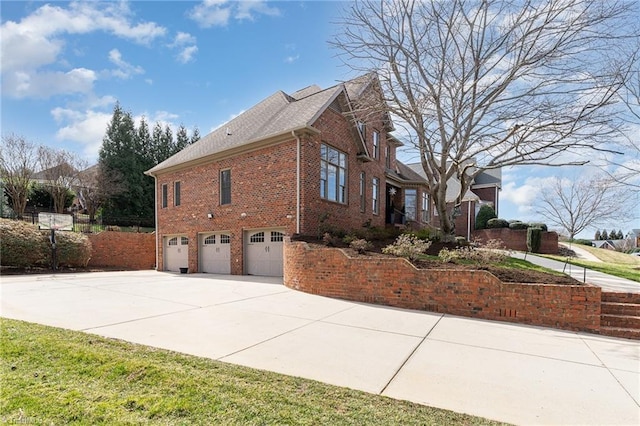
[
  {"x1": 382, "y1": 233, "x2": 432, "y2": 261},
  {"x1": 475, "y1": 205, "x2": 497, "y2": 229},
  {"x1": 527, "y1": 227, "x2": 542, "y2": 253},
  {"x1": 0, "y1": 219, "x2": 48, "y2": 267},
  {"x1": 438, "y1": 239, "x2": 508, "y2": 265},
  {"x1": 409, "y1": 227, "x2": 437, "y2": 241},
  {"x1": 572, "y1": 239, "x2": 593, "y2": 246},
  {"x1": 508, "y1": 221, "x2": 529, "y2": 230},
  {"x1": 322, "y1": 232, "x2": 341, "y2": 247},
  {"x1": 528, "y1": 222, "x2": 548, "y2": 232},
  {"x1": 486, "y1": 218, "x2": 509, "y2": 228},
  {"x1": 0, "y1": 219, "x2": 92, "y2": 268},
  {"x1": 349, "y1": 239, "x2": 373, "y2": 254}
]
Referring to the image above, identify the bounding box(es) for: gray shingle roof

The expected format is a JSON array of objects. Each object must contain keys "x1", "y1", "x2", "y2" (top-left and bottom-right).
[{"x1": 146, "y1": 82, "x2": 348, "y2": 175}]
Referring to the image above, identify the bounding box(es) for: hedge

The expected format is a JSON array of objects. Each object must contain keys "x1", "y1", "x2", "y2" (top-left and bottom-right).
[{"x1": 0, "y1": 219, "x2": 91, "y2": 268}]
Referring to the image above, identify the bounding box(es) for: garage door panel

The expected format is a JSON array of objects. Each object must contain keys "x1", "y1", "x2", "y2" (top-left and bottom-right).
[
  {"x1": 200, "y1": 233, "x2": 231, "y2": 274},
  {"x1": 245, "y1": 230, "x2": 283, "y2": 277},
  {"x1": 164, "y1": 236, "x2": 188, "y2": 272}
]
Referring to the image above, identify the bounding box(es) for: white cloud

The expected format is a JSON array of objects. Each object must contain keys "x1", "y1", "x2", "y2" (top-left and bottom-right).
[
  {"x1": 168, "y1": 32, "x2": 198, "y2": 64},
  {"x1": 284, "y1": 54, "x2": 300, "y2": 64},
  {"x1": 4, "y1": 68, "x2": 97, "y2": 98},
  {"x1": 51, "y1": 107, "x2": 113, "y2": 159},
  {"x1": 0, "y1": 1, "x2": 165, "y2": 99},
  {"x1": 188, "y1": 0, "x2": 280, "y2": 28},
  {"x1": 108, "y1": 48, "x2": 144, "y2": 79}
]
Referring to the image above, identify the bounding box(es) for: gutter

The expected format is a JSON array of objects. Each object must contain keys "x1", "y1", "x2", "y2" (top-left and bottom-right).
[{"x1": 152, "y1": 174, "x2": 159, "y2": 270}]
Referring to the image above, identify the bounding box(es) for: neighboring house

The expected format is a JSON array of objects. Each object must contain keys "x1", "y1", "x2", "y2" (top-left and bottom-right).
[
  {"x1": 627, "y1": 229, "x2": 640, "y2": 248},
  {"x1": 406, "y1": 163, "x2": 501, "y2": 240},
  {"x1": 592, "y1": 240, "x2": 617, "y2": 250},
  {"x1": 146, "y1": 74, "x2": 501, "y2": 276}
]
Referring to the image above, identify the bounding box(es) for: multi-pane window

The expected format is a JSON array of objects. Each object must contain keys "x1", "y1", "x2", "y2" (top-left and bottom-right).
[
  {"x1": 174, "y1": 181, "x2": 181, "y2": 206},
  {"x1": 372, "y1": 131, "x2": 379, "y2": 159},
  {"x1": 372, "y1": 177, "x2": 379, "y2": 214},
  {"x1": 405, "y1": 189, "x2": 417, "y2": 221},
  {"x1": 161, "y1": 184, "x2": 168, "y2": 208},
  {"x1": 422, "y1": 192, "x2": 430, "y2": 223},
  {"x1": 220, "y1": 234, "x2": 230, "y2": 244},
  {"x1": 181, "y1": 236, "x2": 189, "y2": 245},
  {"x1": 359, "y1": 172, "x2": 366, "y2": 213},
  {"x1": 271, "y1": 231, "x2": 284, "y2": 242},
  {"x1": 250, "y1": 232, "x2": 265, "y2": 243},
  {"x1": 220, "y1": 169, "x2": 231, "y2": 205},
  {"x1": 357, "y1": 121, "x2": 366, "y2": 140},
  {"x1": 320, "y1": 143, "x2": 347, "y2": 204},
  {"x1": 385, "y1": 145, "x2": 391, "y2": 169}
]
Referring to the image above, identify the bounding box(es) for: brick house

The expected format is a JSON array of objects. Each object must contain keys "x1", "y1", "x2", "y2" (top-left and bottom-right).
[{"x1": 146, "y1": 74, "x2": 500, "y2": 276}]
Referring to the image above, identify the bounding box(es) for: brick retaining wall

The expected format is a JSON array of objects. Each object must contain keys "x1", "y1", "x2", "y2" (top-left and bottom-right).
[
  {"x1": 87, "y1": 232, "x2": 155, "y2": 270},
  {"x1": 473, "y1": 228, "x2": 559, "y2": 254},
  {"x1": 284, "y1": 239, "x2": 601, "y2": 333}
]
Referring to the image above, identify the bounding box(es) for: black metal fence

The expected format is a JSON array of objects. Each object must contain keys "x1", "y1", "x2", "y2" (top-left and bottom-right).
[{"x1": 3, "y1": 211, "x2": 155, "y2": 234}]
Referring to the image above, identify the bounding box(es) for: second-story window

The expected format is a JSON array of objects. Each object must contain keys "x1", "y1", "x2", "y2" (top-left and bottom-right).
[
  {"x1": 372, "y1": 131, "x2": 379, "y2": 159},
  {"x1": 174, "y1": 181, "x2": 181, "y2": 206},
  {"x1": 220, "y1": 169, "x2": 231, "y2": 205},
  {"x1": 372, "y1": 177, "x2": 379, "y2": 214},
  {"x1": 320, "y1": 143, "x2": 347, "y2": 204},
  {"x1": 385, "y1": 145, "x2": 391, "y2": 169},
  {"x1": 161, "y1": 184, "x2": 168, "y2": 208},
  {"x1": 359, "y1": 172, "x2": 366, "y2": 212}
]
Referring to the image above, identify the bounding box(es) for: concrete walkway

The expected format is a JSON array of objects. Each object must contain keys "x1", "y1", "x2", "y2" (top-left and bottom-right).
[
  {"x1": 511, "y1": 251, "x2": 640, "y2": 293},
  {"x1": 1, "y1": 271, "x2": 639, "y2": 425},
  {"x1": 558, "y1": 242, "x2": 603, "y2": 263}
]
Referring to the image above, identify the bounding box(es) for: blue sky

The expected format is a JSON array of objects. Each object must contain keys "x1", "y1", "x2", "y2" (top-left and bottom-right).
[{"x1": 2, "y1": 0, "x2": 637, "y2": 237}]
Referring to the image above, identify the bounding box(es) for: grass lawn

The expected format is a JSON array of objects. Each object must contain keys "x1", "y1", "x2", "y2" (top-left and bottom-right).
[
  {"x1": 0, "y1": 319, "x2": 506, "y2": 425},
  {"x1": 547, "y1": 244, "x2": 640, "y2": 283}
]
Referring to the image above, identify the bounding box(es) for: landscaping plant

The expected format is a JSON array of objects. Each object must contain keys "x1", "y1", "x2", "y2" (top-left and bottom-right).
[{"x1": 382, "y1": 233, "x2": 432, "y2": 261}]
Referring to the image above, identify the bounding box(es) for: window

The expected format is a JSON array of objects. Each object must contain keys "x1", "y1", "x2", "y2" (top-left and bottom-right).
[
  {"x1": 168, "y1": 237, "x2": 178, "y2": 246},
  {"x1": 181, "y1": 236, "x2": 189, "y2": 245},
  {"x1": 372, "y1": 177, "x2": 379, "y2": 214},
  {"x1": 357, "y1": 121, "x2": 366, "y2": 140},
  {"x1": 204, "y1": 235, "x2": 216, "y2": 245},
  {"x1": 161, "y1": 184, "x2": 168, "y2": 209},
  {"x1": 385, "y1": 145, "x2": 391, "y2": 169},
  {"x1": 405, "y1": 189, "x2": 417, "y2": 221},
  {"x1": 174, "y1": 181, "x2": 181, "y2": 206},
  {"x1": 220, "y1": 234, "x2": 230, "y2": 244},
  {"x1": 271, "y1": 231, "x2": 284, "y2": 242},
  {"x1": 372, "y1": 131, "x2": 379, "y2": 159},
  {"x1": 320, "y1": 144, "x2": 347, "y2": 203},
  {"x1": 422, "y1": 192, "x2": 430, "y2": 223},
  {"x1": 250, "y1": 232, "x2": 265, "y2": 243},
  {"x1": 359, "y1": 172, "x2": 366, "y2": 213},
  {"x1": 220, "y1": 169, "x2": 231, "y2": 205}
]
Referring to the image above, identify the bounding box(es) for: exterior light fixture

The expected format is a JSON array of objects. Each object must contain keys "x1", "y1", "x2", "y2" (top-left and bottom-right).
[{"x1": 207, "y1": 213, "x2": 213, "y2": 219}]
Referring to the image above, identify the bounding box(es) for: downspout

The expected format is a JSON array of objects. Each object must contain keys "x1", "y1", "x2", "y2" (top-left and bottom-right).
[
  {"x1": 467, "y1": 200, "x2": 472, "y2": 241},
  {"x1": 152, "y1": 174, "x2": 159, "y2": 270},
  {"x1": 292, "y1": 131, "x2": 301, "y2": 234}
]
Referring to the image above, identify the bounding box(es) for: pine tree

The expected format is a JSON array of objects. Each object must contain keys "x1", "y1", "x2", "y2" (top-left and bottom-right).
[
  {"x1": 190, "y1": 127, "x2": 201, "y2": 144},
  {"x1": 610, "y1": 229, "x2": 618, "y2": 240},
  {"x1": 175, "y1": 124, "x2": 190, "y2": 153},
  {"x1": 601, "y1": 230, "x2": 609, "y2": 240},
  {"x1": 594, "y1": 230, "x2": 601, "y2": 240}
]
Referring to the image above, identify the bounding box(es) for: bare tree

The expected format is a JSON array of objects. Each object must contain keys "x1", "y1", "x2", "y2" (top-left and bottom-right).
[
  {"x1": 0, "y1": 134, "x2": 39, "y2": 218},
  {"x1": 37, "y1": 146, "x2": 85, "y2": 214},
  {"x1": 534, "y1": 175, "x2": 636, "y2": 240},
  {"x1": 332, "y1": 0, "x2": 639, "y2": 237},
  {"x1": 73, "y1": 164, "x2": 123, "y2": 223}
]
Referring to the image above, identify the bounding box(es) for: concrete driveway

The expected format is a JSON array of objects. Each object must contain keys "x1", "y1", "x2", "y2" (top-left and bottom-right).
[{"x1": 1, "y1": 271, "x2": 639, "y2": 425}]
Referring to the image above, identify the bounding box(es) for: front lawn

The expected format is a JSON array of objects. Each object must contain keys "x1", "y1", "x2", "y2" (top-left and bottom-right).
[
  {"x1": 547, "y1": 245, "x2": 640, "y2": 282},
  {"x1": 0, "y1": 319, "x2": 506, "y2": 425}
]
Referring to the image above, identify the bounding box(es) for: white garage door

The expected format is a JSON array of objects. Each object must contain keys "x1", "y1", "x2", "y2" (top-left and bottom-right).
[
  {"x1": 164, "y1": 236, "x2": 189, "y2": 272},
  {"x1": 245, "y1": 230, "x2": 284, "y2": 277},
  {"x1": 200, "y1": 233, "x2": 231, "y2": 274}
]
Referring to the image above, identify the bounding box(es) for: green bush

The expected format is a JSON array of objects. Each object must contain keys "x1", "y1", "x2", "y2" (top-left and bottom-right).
[
  {"x1": 527, "y1": 227, "x2": 543, "y2": 253},
  {"x1": 0, "y1": 219, "x2": 91, "y2": 268},
  {"x1": 0, "y1": 219, "x2": 49, "y2": 267},
  {"x1": 528, "y1": 222, "x2": 548, "y2": 232},
  {"x1": 475, "y1": 205, "x2": 497, "y2": 229},
  {"x1": 486, "y1": 218, "x2": 510, "y2": 229},
  {"x1": 508, "y1": 221, "x2": 529, "y2": 230},
  {"x1": 572, "y1": 239, "x2": 593, "y2": 246}
]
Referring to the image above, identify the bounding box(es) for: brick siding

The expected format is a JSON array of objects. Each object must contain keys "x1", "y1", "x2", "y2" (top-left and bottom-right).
[
  {"x1": 284, "y1": 239, "x2": 601, "y2": 333},
  {"x1": 87, "y1": 232, "x2": 155, "y2": 270}
]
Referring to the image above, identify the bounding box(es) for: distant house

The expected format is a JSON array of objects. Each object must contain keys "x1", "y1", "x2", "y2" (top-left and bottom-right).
[
  {"x1": 592, "y1": 240, "x2": 618, "y2": 250},
  {"x1": 627, "y1": 229, "x2": 640, "y2": 248},
  {"x1": 146, "y1": 74, "x2": 501, "y2": 276}
]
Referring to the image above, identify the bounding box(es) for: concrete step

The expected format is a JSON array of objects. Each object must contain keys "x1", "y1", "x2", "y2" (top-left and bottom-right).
[
  {"x1": 600, "y1": 302, "x2": 640, "y2": 316},
  {"x1": 598, "y1": 326, "x2": 640, "y2": 340},
  {"x1": 601, "y1": 314, "x2": 640, "y2": 329},
  {"x1": 601, "y1": 292, "x2": 640, "y2": 304}
]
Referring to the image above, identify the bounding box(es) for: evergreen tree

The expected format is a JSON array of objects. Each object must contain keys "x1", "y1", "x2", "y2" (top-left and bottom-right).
[
  {"x1": 475, "y1": 204, "x2": 497, "y2": 230},
  {"x1": 175, "y1": 124, "x2": 190, "y2": 153},
  {"x1": 594, "y1": 230, "x2": 601, "y2": 240},
  {"x1": 190, "y1": 126, "x2": 201, "y2": 144},
  {"x1": 616, "y1": 229, "x2": 624, "y2": 240},
  {"x1": 163, "y1": 125, "x2": 175, "y2": 157},
  {"x1": 610, "y1": 229, "x2": 618, "y2": 240},
  {"x1": 601, "y1": 230, "x2": 609, "y2": 240},
  {"x1": 98, "y1": 103, "x2": 153, "y2": 226}
]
